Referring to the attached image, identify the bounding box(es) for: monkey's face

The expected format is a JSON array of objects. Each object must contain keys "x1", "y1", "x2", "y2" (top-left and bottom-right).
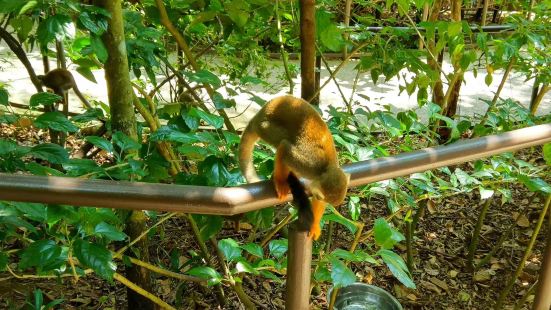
[{"x1": 318, "y1": 168, "x2": 350, "y2": 206}]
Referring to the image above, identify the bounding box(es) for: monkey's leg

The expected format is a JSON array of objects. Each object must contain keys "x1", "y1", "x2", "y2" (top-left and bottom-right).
[
  {"x1": 309, "y1": 199, "x2": 326, "y2": 240},
  {"x1": 273, "y1": 142, "x2": 291, "y2": 200}
]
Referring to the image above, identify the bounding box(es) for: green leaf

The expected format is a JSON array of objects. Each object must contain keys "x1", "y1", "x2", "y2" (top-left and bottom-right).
[
  {"x1": 543, "y1": 143, "x2": 551, "y2": 166},
  {"x1": 235, "y1": 260, "x2": 258, "y2": 275},
  {"x1": 324, "y1": 213, "x2": 357, "y2": 234},
  {"x1": 36, "y1": 14, "x2": 72, "y2": 43},
  {"x1": 378, "y1": 249, "x2": 416, "y2": 288},
  {"x1": 192, "y1": 215, "x2": 223, "y2": 241},
  {"x1": 314, "y1": 266, "x2": 332, "y2": 282},
  {"x1": 245, "y1": 207, "x2": 274, "y2": 229},
  {"x1": 189, "y1": 107, "x2": 224, "y2": 129},
  {"x1": 12, "y1": 202, "x2": 46, "y2": 222},
  {"x1": 73, "y1": 240, "x2": 115, "y2": 280},
  {"x1": 85, "y1": 136, "x2": 114, "y2": 153},
  {"x1": 29, "y1": 143, "x2": 69, "y2": 164},
  {"x1": 0, "y1": 0, "x2": 26, "y2": 13},
  {"x1": 78, "y1": 12, "x2": 105, "y2": 35},
  {"x1": 150, "y1": 126, "x2": 198, "y2": 144},
  {"x1": 225, "y1": 0, "x2": 250, "y2": 27},
  {"x1": 198, "y1": 155, "x2": 232, "y2": 186},
  {"x1": 374, "y1": 218, "x2": 405, "y2": 249},
  {"x1": 517, "y1": 175, "x2": 551, "y2": 194},
  {"x1": 241, "y1": 243, "x2": 263, "y2": 258},
  {"x1": 268, "y1": 239, "x2": 288, "y2": 259},
  {"x1": 330, "y1": 258, "x2": 356, "y2": 288},
  {"x1": 187, "y1": 266, "x2": 222, "y2": 286},
  {"x1": 62, "y1": 159, "x2": 102, "y2": 176},
  {"x1": 484, "y1": 73, "x2": 493, "y2": 86},
  {"x1": 91, "y1": 35, "x2": 108, "y2": 63},
  {"x1": 94, "y1": 222, "x2": 127, "y2": 241},
  {"x1": 0, "y1": 87, "x2": 8, "y2": 105},
  {"x1": 34, "y1": 112, "x2": 78, "y2": 133},
  {"x1": 331, "y1": 248, "x2": 378, "y2": 264},
  {"x1": 71, "y1": 108, "x2": 104, "y2": 123},
  {"x1": 320, "y1": 24, "x2": 344, "y2": 52},
  {"x1": 29, "y1": 92, "x2": 62, "y2": 107},
  {"x1": 19, "y1": 240, "x2": 64, "y2": 272},
  {"x1": 46, "y1": 205, "x2": 78, "y2": 226},
  {"x1": 218, "y1": 238, "x2": 242, "y2": 262},
  {"x1": 183, "y1": 70, "x2": 221, "y2": 88},
  {"x1": 479, "y1": 187, "x2": 494, "y2": 200},
  {"x1": 112, "y1": 131, "x2": 141, "y2": 153}
]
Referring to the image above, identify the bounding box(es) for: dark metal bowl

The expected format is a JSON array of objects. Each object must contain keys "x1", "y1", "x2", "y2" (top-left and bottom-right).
[{"x1": 329, "y1": 283, "x2": 403, "y2": 310}]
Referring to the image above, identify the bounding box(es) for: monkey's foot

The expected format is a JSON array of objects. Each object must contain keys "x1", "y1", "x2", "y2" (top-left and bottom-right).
[
  {"x1": 273, "y1": 179, "x2": 290, "y2": 200},
  {"x1": 309, "y1": 225, "x2": 321, "y2": 240}
]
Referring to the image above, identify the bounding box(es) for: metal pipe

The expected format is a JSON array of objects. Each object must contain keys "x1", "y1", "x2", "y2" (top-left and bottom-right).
[
  {"x1": 0, "y1": 124, "x2": 550, "y2": 213},
  {"x1": 362, "y1": 24, "x2": 514, "y2": 33},
  {"x1": 285, "y1": 225, "x2": 313, "y2": 310},
  {"x1": 533, "y1": 195, "x2": 551, "y2": 310}
]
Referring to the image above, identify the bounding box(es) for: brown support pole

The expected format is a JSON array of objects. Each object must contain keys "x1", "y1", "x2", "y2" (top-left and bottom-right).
[
  {"x1": 533, "y1": 195, "x2": 551, "y2": 310},
  {"x1": 300, "y1": 0, "x2": 316, "y2": 103},
  {"x1": 285, "y1": 225, "x2": 313, "y2": 310},
  {"x1": 285, "y1": 0, "x2": 316, "y2": 309},
  {"x1": 313, "y1": 55, "x2": 321, "y2": 105}
]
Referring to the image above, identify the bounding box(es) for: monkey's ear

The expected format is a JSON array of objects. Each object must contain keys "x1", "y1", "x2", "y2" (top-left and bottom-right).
[{"x1": 311, "y1": 187, "x2": 325, "y2": 201}]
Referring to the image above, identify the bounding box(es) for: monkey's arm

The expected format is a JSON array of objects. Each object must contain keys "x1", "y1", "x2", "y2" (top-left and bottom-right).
[{"x1": 310, "y1": 199, "x2": 326, "y2": 240}]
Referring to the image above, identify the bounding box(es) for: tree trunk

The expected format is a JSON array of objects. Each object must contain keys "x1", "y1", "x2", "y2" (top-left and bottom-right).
[
  {"x1": 427, "y1": 0, "x2": 444, "y2": 106},
  {"x1": 93, "y1": 1, "x2": 152, "y2": 309}
]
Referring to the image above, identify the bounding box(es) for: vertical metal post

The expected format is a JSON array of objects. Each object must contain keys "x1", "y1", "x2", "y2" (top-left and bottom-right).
[
  {"x1": 286, "y1": 0, "x2": 316, "y2": 307},
  {"x1": 533, "y1": 196, "x2": 551, "y2": 310},
  {"x1": 312, "y1": 55, "x2": 321, "y2": 105},
  {"x1": 285, "y1": 224, "x2": 313, "y2": 310}
]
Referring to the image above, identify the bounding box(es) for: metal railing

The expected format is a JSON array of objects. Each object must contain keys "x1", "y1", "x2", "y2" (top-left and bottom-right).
[{"x1": 1, "y1": 123, "x2": 550, "y2": 309}]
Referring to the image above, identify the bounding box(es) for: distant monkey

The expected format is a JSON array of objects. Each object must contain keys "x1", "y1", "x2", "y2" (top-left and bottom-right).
[{"x1": 37, "y1": 68, "x2": 93, "y2": 115}]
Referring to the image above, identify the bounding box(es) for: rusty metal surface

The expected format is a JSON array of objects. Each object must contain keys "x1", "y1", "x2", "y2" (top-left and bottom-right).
[{"x1": 0, "y1": 124, "x2": 550, "y2": 214}]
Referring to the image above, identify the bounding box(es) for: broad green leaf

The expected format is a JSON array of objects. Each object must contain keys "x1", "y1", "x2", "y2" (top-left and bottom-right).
[
  {"x1": 314, "y1": 266, "x2": 332, "y2": 282},
  {"x1": 517, "y1": 175, "x2": 551, "y2": 194},
  {"x1": 112, "y1": 131, "x2": 141, "y2": 153},
  {"x1": 218, "y1": 238, "x2": 242, "y2": 262},
  {"x1": 73, "y1": 240, "x2": 115, "y2": 280},
  {"x1": 190, "y1": 107, "x2": 224, "y2": 129},
  {"x1": 85, "y1": 136, "x2": 114, "y2": 153},
  {"x1": 347, "y1": 196, "x2": 361, "y2": 221},
  {"x1": 29, "y1": 92, "x2": 62, "y2": 107},
  {"x1": 71, "y1": 108, "x2": 104, "y2": 123},
  {"x1": 331, "y1": 248, "x2": 378, "y2": 264},
  {"x1": 198, "y1": 155, "x2": 232, "y2": 186},
  {"x1": 150, "y1": 126, "x2": 198, "y2": 144},
  {"x1": 91, "y1": 35, "x2": 108, "y2": 63},
  {"x1": 378, "y1": 249, "x2": 416, "y2": 288},
  {"x1": 0, "y1": 0, "x2": 26, "y2": 13},
  {"x1": 225, "y1": 0, "x2": 250, "y2": 28},
  {"x1": 62, "y1": 159, "x2": 102, "y2": 176},
  {"x1": 12, "y1": 202, "x2": 46, "y2": 222},
  {"x1": 36, "y1": 14, "x2": 72, "y2": 43},
  {"x1": 268, "y1": 239, "x2": 288, "y2": 259},
  {"x1": 374, "y1": 218, "x2": 404, "y2": 249},
  {"x1": 46, "y1": 205, "x2": 79, "y2": 226},
  {"x1": 235, "y1": 260, "x2": 258, "y2": 275},
  {"x1": 330, "y1": 258, "x2": 356, "y2": 288},
  {"x1": 34, "y1": 112, "x2": 78, "y2": 133},
  {"x1": 29, "y1": 143, "x2": 69, "y2": 164},
  {"x1": 19, "y1": 240, "x2": 65, "y2": 272},
  {"x1": 0, "y1": 87, "x2": 8, "y2": 105},
  {"x1": 479, "y1": 187, "x2": 494, "y2": 200},
  {"x1": 241, "y1": 243, "x2": 263, "y2": 258},
  {"x1": 192, "y1": 215, "x2": 223, "y2": 241},
  {"x1": 324, "y1": 214, "x2": 357, "y2": 234},
  {"x1": 94, "y1": 222, "x2": 127, "y2": 241},
  {"x1": 183, "y1": 69, "x2": 221, "y2": 88},
  {"x1": 320, "y1": 24, "x2": 344, "y2": 52},
  {"x1": 245, "y1": 207, "x2": 274, "y2": 229},
  {"x1": 543, "y1": 143, "x2": 551, "y2": 166},
  {"x1": 187, "y1": 266, "x2": 222, "y2": 286}
]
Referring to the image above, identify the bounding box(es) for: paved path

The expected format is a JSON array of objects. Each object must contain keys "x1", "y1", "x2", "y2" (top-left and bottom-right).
[{"x1": 1, "y1": 47, "x2": 548, "y2": 131}]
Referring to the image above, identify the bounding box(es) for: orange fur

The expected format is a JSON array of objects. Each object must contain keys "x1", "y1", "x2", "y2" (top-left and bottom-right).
[{"x1": 238, "y1": 95, "x2": 350, "y2": 240}]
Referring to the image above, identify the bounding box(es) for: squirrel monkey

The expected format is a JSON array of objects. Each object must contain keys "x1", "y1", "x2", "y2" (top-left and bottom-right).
[
  {"x1": 38, "y1": 68, "x2": 93, "y2": 115},
  {"x1": 239, "y1": 95, "x2": 350, "y2": 240}
]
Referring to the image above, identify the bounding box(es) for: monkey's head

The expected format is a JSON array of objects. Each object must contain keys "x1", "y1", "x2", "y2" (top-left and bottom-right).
[{"x1": 311, "y1": 166, "x2": 350, "y2": 206}]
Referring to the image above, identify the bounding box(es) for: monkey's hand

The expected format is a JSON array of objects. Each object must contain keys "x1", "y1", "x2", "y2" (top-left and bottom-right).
[{"x1": 273, "y1": 177, "x2": 291, "y2": 200}]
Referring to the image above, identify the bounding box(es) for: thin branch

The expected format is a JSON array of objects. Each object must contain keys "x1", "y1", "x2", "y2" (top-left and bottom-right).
[{"x1": 113, "y1": 272, "x2": 176, "y2": 310}]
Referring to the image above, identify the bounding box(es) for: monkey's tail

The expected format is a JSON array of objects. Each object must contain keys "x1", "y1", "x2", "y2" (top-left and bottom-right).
[
  {"x1": 239, "y1": 124, "x2": 261, "y2": 182},
  {"x1": 287, "y1": 172, "x2": 313, "y2": 232}
]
